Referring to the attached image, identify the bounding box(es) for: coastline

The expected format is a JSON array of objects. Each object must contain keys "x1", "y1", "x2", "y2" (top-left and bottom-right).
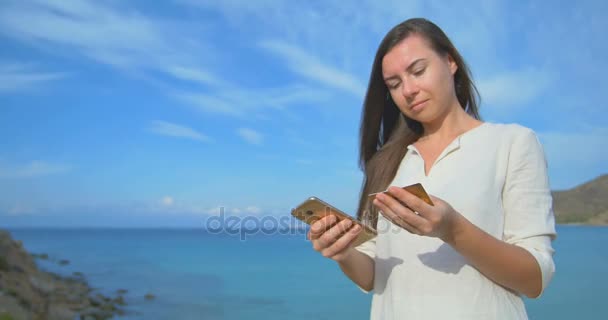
[{"x1": 0, "y1": 230, "x2": 127, "y2": 320}]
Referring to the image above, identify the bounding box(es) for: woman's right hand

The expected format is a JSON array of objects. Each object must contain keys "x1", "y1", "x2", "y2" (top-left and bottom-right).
[{"x1": 307, "y1": 215, "x2": 362, "y2": 262}]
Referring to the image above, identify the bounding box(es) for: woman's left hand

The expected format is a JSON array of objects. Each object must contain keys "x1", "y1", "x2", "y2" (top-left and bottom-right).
[{"x1": 372, "y1": 186, "x2": 461, "y2": 241}]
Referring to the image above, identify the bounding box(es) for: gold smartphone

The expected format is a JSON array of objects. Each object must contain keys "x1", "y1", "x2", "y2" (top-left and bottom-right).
[{"x1": 291, "y1": 197, "x2": 377, "y2": 248}]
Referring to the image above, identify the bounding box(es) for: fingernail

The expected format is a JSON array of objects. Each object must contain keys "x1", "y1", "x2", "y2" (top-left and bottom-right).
[{"x1": 352, "y1": 225, "x2": 361, "y2": 231}]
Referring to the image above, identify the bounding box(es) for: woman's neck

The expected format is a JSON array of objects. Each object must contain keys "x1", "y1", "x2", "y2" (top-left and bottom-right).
[{"x1": 419, "y1": 102, "x2": 481, "y2": 143}]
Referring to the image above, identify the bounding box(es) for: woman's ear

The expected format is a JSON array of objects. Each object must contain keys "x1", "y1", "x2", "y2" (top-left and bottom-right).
[{"x1": 447, "y1": 54, "x2": 458, "y2": 75}]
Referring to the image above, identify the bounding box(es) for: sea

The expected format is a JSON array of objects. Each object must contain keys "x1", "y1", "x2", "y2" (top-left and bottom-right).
[{"x1": 6, "y1": 225, "x2": 607, "y2": 319}]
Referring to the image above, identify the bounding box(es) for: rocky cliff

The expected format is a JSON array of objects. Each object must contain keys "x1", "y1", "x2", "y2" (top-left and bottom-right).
[{"x1": 0, "y1": 230, "x2": 125, "y2": 320}]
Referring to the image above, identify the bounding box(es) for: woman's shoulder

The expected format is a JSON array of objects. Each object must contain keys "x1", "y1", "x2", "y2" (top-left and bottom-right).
[
  {"x1": 482, "y1": 122, "x2": 539, "y2": 140},
  {"x1": 474, "y1": 122, "x2": 543, "y2": 153}
]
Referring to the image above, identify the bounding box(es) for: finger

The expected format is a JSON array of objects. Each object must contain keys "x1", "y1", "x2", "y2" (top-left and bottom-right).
[
  {"x1": 386, "y1": 186, "x2": 432, "y2": 216},
  {"x1": 318, "y1": 218, "x2": 354, "y2": 248},
  {"x1": 376, "y1": 205, "x2": 401, "y2": 227},
  {"x1": 374, "y1": 199, "x2": 422, "y2": 235},
  {"x1": 373, "y1": 198, "x2": 401, "y2": 226},
  {"x1": 376, "y1": 193, "x2": 427, "y2": 228},
  {"x1": 324, "y1": 224, "x2": 362, "y2": 258},
  {"x1": 309, "y1": 215, "x2": 338, "y2": 239}
]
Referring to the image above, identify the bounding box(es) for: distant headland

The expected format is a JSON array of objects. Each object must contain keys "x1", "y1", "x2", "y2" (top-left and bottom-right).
[{"x1": 553, "y1": 174, "x2": 608, "y2": 225}]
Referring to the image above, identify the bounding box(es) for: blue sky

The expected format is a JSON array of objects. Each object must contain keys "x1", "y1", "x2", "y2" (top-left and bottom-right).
[{"x1": 1, "y1": 0, "x2": 606, "y2": 227}]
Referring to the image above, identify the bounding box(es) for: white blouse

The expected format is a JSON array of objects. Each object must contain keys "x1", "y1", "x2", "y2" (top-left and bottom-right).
[{"x1": 355, "y1": 122, "x2": 556, "y2": 320}]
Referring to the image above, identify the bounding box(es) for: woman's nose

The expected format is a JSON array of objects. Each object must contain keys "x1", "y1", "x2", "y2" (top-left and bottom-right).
[{"x1": 401, "y1": 80, "x2": 419, "y2": 98}]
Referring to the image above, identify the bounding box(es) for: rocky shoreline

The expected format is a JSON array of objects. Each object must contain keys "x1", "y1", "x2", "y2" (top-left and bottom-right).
[{"x1": 0, "y1": 230, "x2": 129, "y2": 320}]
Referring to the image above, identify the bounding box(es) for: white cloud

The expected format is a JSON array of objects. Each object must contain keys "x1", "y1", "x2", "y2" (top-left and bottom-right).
[
  {"x1": 237, "y1": 128, "x2": 263, "y2": 145},
  {"x1": 176, "y1": 0, "x2": 520, "y2": 109},
  {"x1": 0, "y1": 160, "x2": 71, "y2": 178},
  {"x1": 173, "y1": 92, "x2": 245, "y2": 116},
  {"x1": 148, "y1": 120, "x2": 211, "y2": 142},
  {"x1": 202, "y1": 205, "x2": 264, "y2": 216},
  {"x1": 0, "y1": 0, "x2": 216, "y2": 84},
  {"x1": 538, "y1": 127, "x2": 608, "y2": 168},
  {"x1": 537, "y1": 126, "x2": 608, "y2": 189},
  {"x1": 177, "y1": 0, "x2": 422, "y2": 48},
  {"x1": 161, "y1": 196, "x2": 174, "y2": 206},
  {"x1": 176, "y1": 0, "x2": 509, "y2": 97},
  {"x1": 259, "y1": 40, "x2": 366, "y2": 97},
  {"x1": 477, "y1": 68, "x2": 554, "y2": 109},
  {"x1": 174, "y1": 84, "x2": 331, "y2": 118},
  {"x1": 6, "y1": 202, "x2": 38, "y2": 216},
  {"x1": 0, "y1": 62, "x2": 67, "y2": 92},
  {"x1": 165, "y1": 66, "x2": 225, "y2": 87},
  {"x1": 0, "y1": 1, "x2": 162, "y2": 66},
  {"x1": 244, "y1": 206, "x2": 262, "y2": 215},
  {"x1": 200, "y1": 206, "x2": 223, "y2": 216},
  {"x1": 0, "y1": 1, "x2": 337, "y2": 120}
]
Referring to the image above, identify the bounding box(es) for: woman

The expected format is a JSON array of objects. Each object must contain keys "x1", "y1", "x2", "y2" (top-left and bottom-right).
[{"x1": 308, "y1": 18, "x2": 556, "y2": 319}]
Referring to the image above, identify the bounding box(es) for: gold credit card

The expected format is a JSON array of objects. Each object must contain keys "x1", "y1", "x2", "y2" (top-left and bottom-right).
[{"x1": 368, "y1": 183, "x2": 434, "y2": 206}]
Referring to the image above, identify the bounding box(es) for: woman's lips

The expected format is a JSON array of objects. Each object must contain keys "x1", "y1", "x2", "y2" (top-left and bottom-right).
[{"x1": 410, "y1": 99, "x2": 429, "y2": 111}]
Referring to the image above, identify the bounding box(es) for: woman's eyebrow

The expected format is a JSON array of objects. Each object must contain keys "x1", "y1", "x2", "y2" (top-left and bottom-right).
[
  {"x1": 406, "y1": 58, "x2": 426, "y2": 71},
  {"x1": 383, "y1": 58, "x2": 427, "y2": 81}
]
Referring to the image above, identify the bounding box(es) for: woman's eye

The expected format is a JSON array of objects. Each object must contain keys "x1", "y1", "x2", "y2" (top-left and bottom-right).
[
  {"x1": 388, "y1": 83, "x2": 400, "y2": 90},
  {"x1": 413, "y1": 68, "x2": 426, "y2": 76}
]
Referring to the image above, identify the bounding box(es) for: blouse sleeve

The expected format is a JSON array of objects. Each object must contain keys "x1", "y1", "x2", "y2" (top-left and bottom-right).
[{"x1": 502, "y1": 127, "x2": 557, "y2": 298}]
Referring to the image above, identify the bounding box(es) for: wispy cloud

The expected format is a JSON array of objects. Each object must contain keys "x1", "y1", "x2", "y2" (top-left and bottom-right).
[
  {"x1": 180, "y1": 1, "x2": 515, "y2": 100},
  {"x1": 160, "y1": 196, "x2": 174, "y2": 206},
  {"x1": 173, "y1": 92, "x2": 244, "y2": 117},
  {"x1": 198, "y1": 205, "x2": 264, "y2": 217},
  {"x1": 226, "y1": 206, "x2": 262, "y2": 216},
  {"x1": 0, "y1": 0, "x2": 215, "y2": 84},
  {"x1": 0, "y1": 160, "x2": 71, "y2": 178},
  {"x1": 477, "y1": 68, "x2": 554, "y2": 109},
  {"x1": 176, "y1": 0, "x2": 421, "y2": 101},
  {"x1": 0, "y1": 1, "x2": 335, "y2": 120},
  {"x1": 4, "y1": 202, "x2": 38, "y2": 216},
  {"x1": 237, "y1": 128, "x2": 264, "y2": 145},
  {"x1": 174, "y1": 84, "x2": 330, "y2": 117},
  {"x1": 0, "y1": 62, "x2": 67, "y2": 92},
  {"x1": 148, "y1": 120, "x2": 211, "y2": 142},
  {"x1": 260, "y1": 40, "x2": 366, "y2": 96},
  {"x1": 176, "y1": 0, "x2": 422, "y2": 47},
  {"x1": 1, "y1": 1, "x2": 162, "y2": 67},
  {"x1": 0, "y1": 201, "x2": 272, "y2": 222},
  {"x1": 538, "y1": 126, "x2": 608, "y2": 168},
  {"x1": 165, "y1": 66, "x2": 225, "y2": 88},
  {"x1": 537, "y1": 126, "x2": 608, "y2": 189}
]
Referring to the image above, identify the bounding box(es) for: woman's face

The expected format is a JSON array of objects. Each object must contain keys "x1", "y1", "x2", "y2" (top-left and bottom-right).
[{"x1": 382, "y1": 34, "x2": 458, "y2": 124}]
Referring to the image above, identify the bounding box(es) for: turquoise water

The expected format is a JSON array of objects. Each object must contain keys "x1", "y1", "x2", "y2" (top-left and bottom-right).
[{"x1": 7, "y1": 226, "x2": 607, "y2": 319}]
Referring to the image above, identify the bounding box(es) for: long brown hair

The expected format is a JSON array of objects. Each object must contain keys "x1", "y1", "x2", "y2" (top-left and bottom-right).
[{"x1": 356, "y1": 18, "x2": 481, "y2": 227}]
